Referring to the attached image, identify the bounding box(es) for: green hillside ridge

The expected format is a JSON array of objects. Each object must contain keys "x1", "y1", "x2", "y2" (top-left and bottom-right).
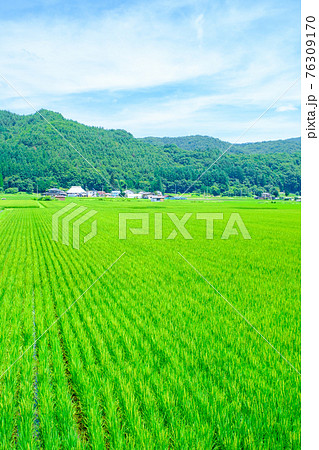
[
  {"x1": 0, "y1": 110, "x2": 300, "y2": 195},
  {"x1": 142, "y1": 135, "x2": 301, "y2": 154}
]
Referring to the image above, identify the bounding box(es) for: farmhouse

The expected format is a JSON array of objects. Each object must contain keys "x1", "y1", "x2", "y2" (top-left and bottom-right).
[
  {"x1": 66, "y1": 186, "x2": 87, "y2": 197},
  {"x1": 261, "y1": 192, "x2": 272, "y2": 200},
  {"x1": 139, "y1": 192, "x2": 153, "y2": 199},
  {"x1": 43, "y1": 188, "x2": 66, "y2": 198},
  {"x1": 124, "y1": 190, "x2": 138, "y2": 198},
  {"x1": 111, "y1": 190, "x2": 121, "y2": 197},
  {"x1": 151, "y1": 195, "x2": 165, "y2": 202}
]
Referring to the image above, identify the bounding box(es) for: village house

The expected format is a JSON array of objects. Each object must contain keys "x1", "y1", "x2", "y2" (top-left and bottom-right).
[
  {"x1": 261, "y1": 192, "x2": 272, "y2": 200},
  {"x1": 66, "y1": 186, "x2": 87, "y2": 197},
  {"x1": 43, "y1": 188, "x2": 67, "y2": 198},
  {"x1": 124, "y1": 190, "x2": 138, "y2": 198},
  {"x1": 138, "y1": 191, "x2": 153, "y2": 199},
  {"x1": 150, "y1": 195, "x2": 165, "y2": 202},
  {"x1": 87, "y1": 189, "x2": 97, "y2": 197},
  {"x1": 111, "y1": 190, "x2": 121, "y2": 197}
]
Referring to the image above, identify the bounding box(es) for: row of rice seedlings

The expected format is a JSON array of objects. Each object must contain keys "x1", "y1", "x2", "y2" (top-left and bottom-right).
[
  {"x1": 10, "y1": 210, "x2": 39, "y2": 448},
  {"x1": 35, "y1": 210, "x2": 155, "y2": 446},
  {"x1": 15, "y1": 312, "x2": 34, "y2": 447},
  {"x1": 30, "y1": 210, "x2": 80, "y2": 448},
  {"x1": 0, "y1": 209, "x2": 33, "y2": 446},
  {"x1": 34, "y1": 210, "x2": 106, "y2": 447},
  {"x1": 32, "y1": 209, "x2": 89, "y2": 447},
  {"x1": 71, "y1": 294, "x2": 159, "y2": 448}
]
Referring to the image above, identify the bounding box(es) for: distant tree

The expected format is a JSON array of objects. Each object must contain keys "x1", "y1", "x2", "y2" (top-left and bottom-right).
[
  {"x1": 152, "y1": 177, "x2": 164, "y2": 193},
  {"x1": 211, "y1": 184, "x2": 220, "y2": 196},
  {"x1": 36, "y1": 177, "x2": 53, "y2": 193},
  {"x1": 5, "y1": 187, "x2": 18, "y2": 194},
  {"x1": 23, "y1": 179, "x2": 34, "y2": 194},
  {"x1": 254, "y1": 188, "x2": 263, "y2": 197},
  {"x1": 109, "y1": 172, "x2": 115, "y2": 189},
  {"x1": 270, "y1": 187, "x2": 279, "y2": 197}
]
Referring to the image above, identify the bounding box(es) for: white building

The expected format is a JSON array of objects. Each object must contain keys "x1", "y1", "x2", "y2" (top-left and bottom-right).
[
  {"x1": 87, "y1": 190, "x2": 97, "y2": 197},
  {"x1": 111, "y1": 190, "x2": 121, "y2": 197},
  {"x1": 66, "y1": 186, "x2": 87, "y2": 197},
  {"x1": 150, "y1": 195, "x2": 165, "y2": 202},
  {"x1": 261, "y1": 192, "x2": 272, "y2": 200},
  {"x1": 138, "y1": 191, "x2": 153, "y2": 199},
  {"x1": 124, "y1": 190, "x2": 138, "y2": 198}
]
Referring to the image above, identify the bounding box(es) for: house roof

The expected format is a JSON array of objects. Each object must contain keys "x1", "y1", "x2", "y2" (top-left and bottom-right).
[
  {"x1": 43, "y1": 188, "x2": 66, "y2": 196},
  {"x1": 67, "y1": 186, "x2": 86, "y2": 194}
]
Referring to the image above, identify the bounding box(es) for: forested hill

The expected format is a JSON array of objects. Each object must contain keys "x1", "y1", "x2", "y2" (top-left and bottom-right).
[
  {"x1": 0, "y1": 110, "x2": 301, "y2": 195},
  {"x1": 142, "y1": 136, "x2": 301, "y2": 154}
]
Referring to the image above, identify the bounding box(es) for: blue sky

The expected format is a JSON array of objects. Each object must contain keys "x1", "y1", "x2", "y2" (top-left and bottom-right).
[{"x1": 0, "y1": 0, "x2": 300, "y2": 142}]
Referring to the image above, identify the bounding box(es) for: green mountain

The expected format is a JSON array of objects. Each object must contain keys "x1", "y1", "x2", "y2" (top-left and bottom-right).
[
  {"x1": 142, "y1": 135, "x2": 301, "y2": 154},
  {"x1": 0, "y1": 110, "x2": 300, "y2": 196}
]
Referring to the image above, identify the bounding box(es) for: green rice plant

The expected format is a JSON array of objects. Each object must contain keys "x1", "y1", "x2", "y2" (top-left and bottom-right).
[{"x1": 0, "y1": 199, "x2": 300, "y2": 448}]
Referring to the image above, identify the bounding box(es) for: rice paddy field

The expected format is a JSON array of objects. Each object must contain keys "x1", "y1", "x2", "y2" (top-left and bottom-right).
[{"x1": 0, "y1": 197, "x2": 300, "y2": 449}]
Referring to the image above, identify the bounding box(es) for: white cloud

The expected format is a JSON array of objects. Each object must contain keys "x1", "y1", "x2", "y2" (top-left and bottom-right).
[
  {"x1": 194, "y1": 13, "x2": 204, "y2": 43},
  {"x1": 0, "y1": 2, "x2": 296, "y2": 98},
  {"x1": 276, "y1": 105, "x2": 298, "y2": 112},
  {"x1": 58, "y1": 75, "x2": 300, "y2": 141},
  {"x1": 0, "y1": 0, "x2": 300, "y2": 140},
  {"x1": 0, "y1": 10, "x2": 224, "y2": 98}
]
